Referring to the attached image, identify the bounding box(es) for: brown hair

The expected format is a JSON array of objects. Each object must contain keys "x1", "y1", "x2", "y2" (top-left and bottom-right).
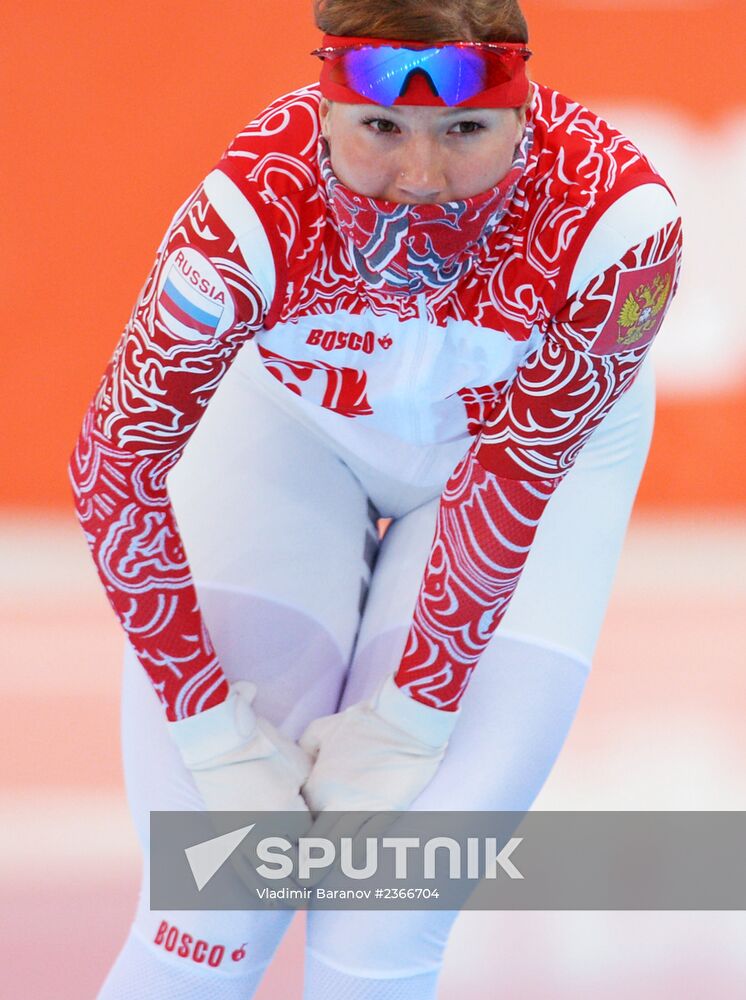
[{"x1": 313, "y1": 0, "x2": 528, "y2": 44}]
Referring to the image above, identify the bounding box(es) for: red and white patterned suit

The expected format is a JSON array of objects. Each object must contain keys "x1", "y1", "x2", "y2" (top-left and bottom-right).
[{"x1": 70, "y1": 82, "x2": 682, "y2": 720}]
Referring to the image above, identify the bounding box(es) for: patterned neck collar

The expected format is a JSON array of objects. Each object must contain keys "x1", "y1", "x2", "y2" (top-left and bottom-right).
[{"x1": 318, "y1": 122, "x2": 533, "y2": 296}]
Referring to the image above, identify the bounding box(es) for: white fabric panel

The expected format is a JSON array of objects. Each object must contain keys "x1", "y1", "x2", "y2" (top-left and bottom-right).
[
  {"x1": 569, "y1": 182, "x2": 680, "y2": 297},
  {"x1": 203, "y1": 169, "x2": 277, "y2": 306}
]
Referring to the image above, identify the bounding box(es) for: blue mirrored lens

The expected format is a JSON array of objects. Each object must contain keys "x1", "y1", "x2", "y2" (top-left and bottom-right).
[{"x1": 343, "y1": 46, "x2": 486, "y2": 105}]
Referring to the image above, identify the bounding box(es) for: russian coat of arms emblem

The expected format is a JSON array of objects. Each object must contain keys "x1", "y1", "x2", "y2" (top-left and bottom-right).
[{"x1": 616, "y1": 272, "x2": 673, "y2": 347}]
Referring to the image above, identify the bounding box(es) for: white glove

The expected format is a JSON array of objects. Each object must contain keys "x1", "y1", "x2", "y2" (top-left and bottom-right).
[
  {"x1": 167, "y1": 681, "x2": 312, "y2": 813},
  {"x1": 299, "y1": 676, "x2": 461, "y2": 815}
]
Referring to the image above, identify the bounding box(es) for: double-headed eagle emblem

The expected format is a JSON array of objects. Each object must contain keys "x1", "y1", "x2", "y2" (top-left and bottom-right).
[{"x1": 617, "y1": 272, "x2": 672, "y2": 346}]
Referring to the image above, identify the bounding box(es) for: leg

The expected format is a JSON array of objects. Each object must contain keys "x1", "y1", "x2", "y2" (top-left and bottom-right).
[
  {"x1": 100, "y1": 365, "x2": 377, "y2": 998},
  {"x1": 304, "y1": 360, "x2": 656, "y2": 997}
]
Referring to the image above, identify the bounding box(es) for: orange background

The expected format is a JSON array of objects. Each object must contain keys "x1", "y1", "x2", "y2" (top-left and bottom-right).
[{"x1": 2, "y1": 0, "x2": 745, "y2": 511}]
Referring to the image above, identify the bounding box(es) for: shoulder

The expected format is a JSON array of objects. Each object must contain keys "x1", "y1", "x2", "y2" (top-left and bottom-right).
[
  {"x1": 567, "y1": 183, "x2": 680, "y2": 299},
  {"x1": 201, "y1": 85, "x2": 327, "y2": 322},
  {"x1": 525, "y1": 84, "x2": 681, "y2": 307},
  {"x1": 218, "y1": 84, "x2": 324, "y2": 204},
  {"x1": 208, "y1": 83, "x2": 326, "y2": 261},
  {"x1": 528, "y1": 82, "x2": 674, "y2": 206}
]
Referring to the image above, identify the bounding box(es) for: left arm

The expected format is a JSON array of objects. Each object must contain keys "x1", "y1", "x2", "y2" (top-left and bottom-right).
[{"x1": 395, "y1": 213, "x2": 682, "y2": 709}]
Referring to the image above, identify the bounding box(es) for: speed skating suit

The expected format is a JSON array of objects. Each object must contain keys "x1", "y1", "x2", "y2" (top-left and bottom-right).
[{"x1": 71, "y1": 83, "x2": 682, "y2": 998}]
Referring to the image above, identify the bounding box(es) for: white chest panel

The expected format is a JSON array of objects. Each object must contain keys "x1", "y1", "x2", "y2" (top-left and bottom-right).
[{"x1": 252, "y1": 298, "x2": 543, "y2": 449}]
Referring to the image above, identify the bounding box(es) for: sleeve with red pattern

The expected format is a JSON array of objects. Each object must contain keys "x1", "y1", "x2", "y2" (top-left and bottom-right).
[
  {"x1": 394, "y1": 216, "x2": 683, "y2": 710},
  {"x1": 69, "y1": 184, "x2": 269, "y2": 720}
]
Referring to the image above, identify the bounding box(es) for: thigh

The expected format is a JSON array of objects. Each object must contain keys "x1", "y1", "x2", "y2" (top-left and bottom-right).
[
  {"x1": 116, "y1": 366, "x2": 383, "y2": 981},
  {"x1": 117, "y1": 363, "x2": 380, "y2": 973},
  {"x1": 160, "y1": 358, "x2": 381, "y2": 734},
  {"x1": 123, "y1": 359, "x2": 381, "y2": 830}
]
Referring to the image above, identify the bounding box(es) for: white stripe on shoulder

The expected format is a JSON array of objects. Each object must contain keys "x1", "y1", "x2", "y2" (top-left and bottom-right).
[
  {"x1": 203, "y1": 169, "x2": 276, "y2": 306},
  {"x1": 569, "y1": 183, "x2": 680, "y2": 298}
]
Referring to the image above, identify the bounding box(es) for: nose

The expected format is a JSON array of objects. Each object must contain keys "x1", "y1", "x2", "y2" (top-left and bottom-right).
[{"x1": 395, "y1": 135, "x2": 446, "y2": 202}]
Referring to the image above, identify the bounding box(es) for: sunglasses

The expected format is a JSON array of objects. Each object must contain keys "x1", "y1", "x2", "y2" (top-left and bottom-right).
[{"x1": 312, "y1": 40, "x2": 532, "y2": 107}]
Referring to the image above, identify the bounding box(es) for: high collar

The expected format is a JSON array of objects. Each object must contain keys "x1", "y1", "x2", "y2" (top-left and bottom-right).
[{"x1": 318, "y1": 122, "x2": 533, "y2": 296}]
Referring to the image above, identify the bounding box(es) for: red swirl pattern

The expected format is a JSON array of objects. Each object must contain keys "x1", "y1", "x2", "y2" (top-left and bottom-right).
[
  {"x1": 395, "y1": 455, "x2": 559, "y2": 708},
  {"x1": 477, "y1": 219, "x2": 682, "y2": 479},
  {"x1": 257, "y1": 346, "x2": 373, "y2": 417},
  {"x1": 70, "y1": 187, "x2": 268, "y2": 720},
  {"x1": 394, "y1": 219, "x2": 683, "y2": 708}
]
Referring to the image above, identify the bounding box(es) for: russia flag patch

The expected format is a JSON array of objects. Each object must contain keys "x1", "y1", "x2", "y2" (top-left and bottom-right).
[{"x1": 156, "y1": 246, "x2": 235, "y2": 340}]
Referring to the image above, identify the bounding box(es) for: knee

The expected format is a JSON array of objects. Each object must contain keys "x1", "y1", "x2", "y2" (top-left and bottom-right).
[{"x1": 307, "y1": 909, "x2": 457, "y2": 977}]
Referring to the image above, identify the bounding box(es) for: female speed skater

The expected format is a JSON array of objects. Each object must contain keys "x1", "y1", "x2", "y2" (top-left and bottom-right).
[{"x1": 70, "y1": 0, "x2": 683, "y2": 996}]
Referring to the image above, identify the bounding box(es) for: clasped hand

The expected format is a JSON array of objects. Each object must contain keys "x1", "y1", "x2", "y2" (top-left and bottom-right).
[
  {"x1": 299, "y1": 675, "x2": 459, "y2": 815},
  {"x1": 167, "y1": 677, "x2": 459, "y2": 888}
]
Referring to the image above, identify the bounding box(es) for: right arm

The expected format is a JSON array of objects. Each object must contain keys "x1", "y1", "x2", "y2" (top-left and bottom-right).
[{"x1": 70, "y1": 178, "x2": 269, "y2": 721}]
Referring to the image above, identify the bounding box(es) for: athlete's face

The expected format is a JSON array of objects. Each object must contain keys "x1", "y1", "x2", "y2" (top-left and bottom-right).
[{"x1": 319, "y1": 98, "x2": 526, "y2": 204}]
